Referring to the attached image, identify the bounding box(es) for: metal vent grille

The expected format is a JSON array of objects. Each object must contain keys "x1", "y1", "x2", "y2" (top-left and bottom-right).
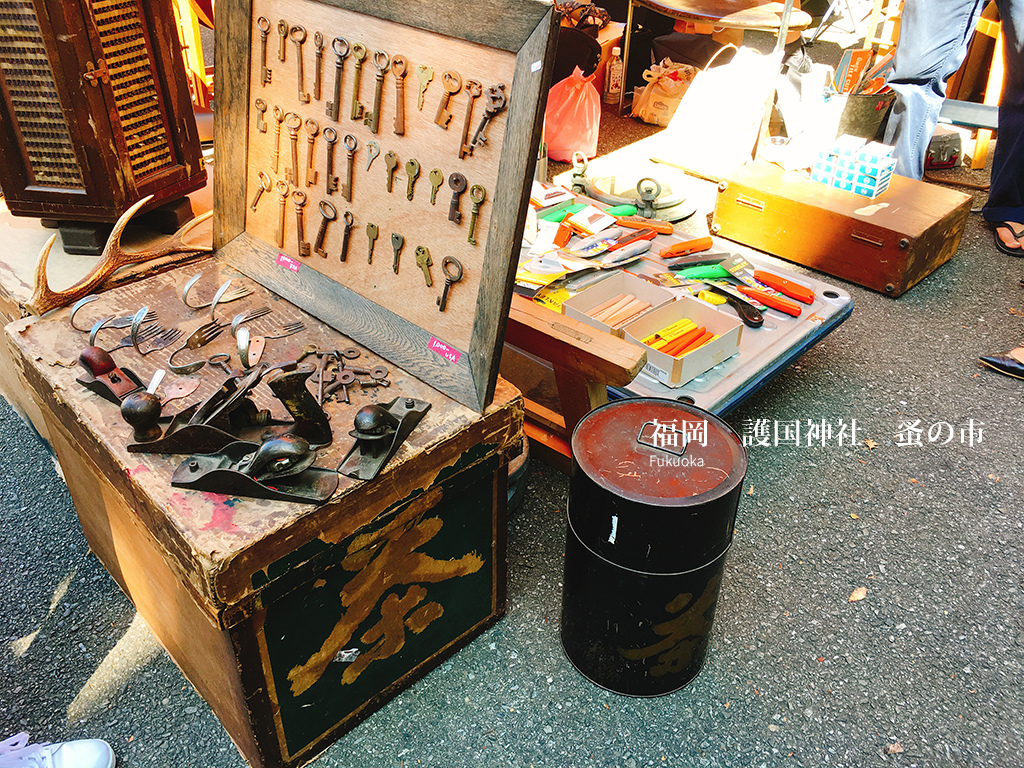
[
  {"x1": 0, "y1": 1, "x2": 84, "y2": 188},
  {"x1": 89, "y1": 0, "x2": 174, "y2": 180}
]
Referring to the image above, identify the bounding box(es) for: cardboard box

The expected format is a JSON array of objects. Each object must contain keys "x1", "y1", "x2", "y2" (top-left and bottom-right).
[
  {"x1": 591, "y1": 22, "x2": 625, "y2": 97},
  {"x1": 562, "y1": 271, "x2": 674, "y2": 337},
  {"x1": 622, "y1": 296, "x2": 742, "y2": 387}
]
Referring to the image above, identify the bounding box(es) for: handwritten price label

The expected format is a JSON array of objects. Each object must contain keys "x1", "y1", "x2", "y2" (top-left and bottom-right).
[
  {"x1": 428, "y1": 337, "x2": 461, "y2": 365},
  {"x1": 276, "y1": 253, "x2": 300, "y2": 273}
]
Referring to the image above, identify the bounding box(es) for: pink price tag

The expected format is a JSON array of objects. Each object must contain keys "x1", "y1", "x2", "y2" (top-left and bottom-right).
[
  {"x1": 276, "y1": 253, "x2": 300, "y2": 273},
  {"x1": 428, "y1": 337, "x2": 461, "y2": 365}
]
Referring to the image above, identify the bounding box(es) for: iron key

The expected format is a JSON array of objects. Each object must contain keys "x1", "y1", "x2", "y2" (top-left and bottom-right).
[
  {"x1": 293, "y1": 191, "x2": 310, "y2": 257},
  {"x1": 304, "y1": 118, "x2": 319, "y2": 187},
  {"x1": 314, "y1": 200, "x2": 336, "y2": 257},
  {"x1": 313, "y1": 31, "x2": 324, "y2": 100},
  {"x1": 339, "y1": 211, "x2": 354, "y2": 261},
  {"x1": 470, "y1": 83, "x2": 508, "y2": 152},
  {"x1": 415, "y1": 64, "x2": 433, "y2": 110},
  {"x1": 428, "y1": 168, "x2": 444, "y2": 205},
  {"x1": 366, "y1": 222, "x2": 378, "y2": 264},
  {"x1": 254, "y1": 98, "x2": 268, "y2": 133},
  {"x1": 447, "y1": 172, "x2": 467, "y2": 224},
  {"x1": 436, "y1": 256, "x2": 463, "y2": 311},
  {"x1": 323, "y1": 127, "x2": 339, "y2": 194},
  {"x1": 391, "y1": 56, "x2": 408, "y2": 135},
  {"x1": 257, "y1": 17, "x2": 272, "y2": 85},
  {"x1": 467, "y1": 184, "x2": 486, "y2": 245},
  {"x1": 284, "y1": 112, "x2": 301, "y2": 184},
  {"x1": 250, "y1": 171, "x2": 272, "y2": 211},
  {"x1": 384, "y1": 150, "x2": 398, "y2": 193},
  {"x1": 415, "y1": 246, "x2": 433, "y2": 287},
  {"x1": 276, "y1": 181, "x2": 289, "y2": 248},
  {"x1": 405, "y1": 159, "x2": 420, "y2": 201},
  {"x1": 272, "y1": 106, "x2": 285, "y2": 173},
  {"x1": 434, "y1": 70, "x2": 462, "y2": 129},
  {"x1": 391, "y1": 233, "x2": 404, "y2": 274},
  {"x1": 277, "y1": 20, "x2": 288, "y2": 62},
  {"x1": 364, "y1": 50, "x2": 389, "y2": 134},
  {"x1": 458, "y1": 79, "x2": 482, "y2": 158},
  {"x1": 290, "y1": 26, "x2": 310, "y2": 103},
  {"x1": 341, "y1": 134, "x2": 357, "y2": 202},
  {"x1": 349, "y1": 43, "x2": 368, "y2": 120},
  {"x1": 326, "y1": 37, "x2": 349, "y2": 121}
]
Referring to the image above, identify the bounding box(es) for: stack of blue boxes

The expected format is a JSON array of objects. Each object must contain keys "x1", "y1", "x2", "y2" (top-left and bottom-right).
[{"x1": 810, "y1": 136, "x2": 897, "y2": 199}]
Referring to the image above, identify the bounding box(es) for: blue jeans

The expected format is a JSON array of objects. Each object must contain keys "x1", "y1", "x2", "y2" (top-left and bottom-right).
[{"x1": 883, "y1": 0, "x2": 1024, "y2": 224}]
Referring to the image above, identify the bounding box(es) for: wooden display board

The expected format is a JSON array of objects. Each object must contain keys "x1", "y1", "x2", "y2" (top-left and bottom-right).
[{"x1": 214, "y1": 0, "x2": 557, "y2": 411}]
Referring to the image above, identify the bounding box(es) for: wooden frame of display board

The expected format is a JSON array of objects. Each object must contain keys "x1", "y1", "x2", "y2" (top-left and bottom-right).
[{"x1": 213, "y1": 0, "x2": 557, "y2": 411}]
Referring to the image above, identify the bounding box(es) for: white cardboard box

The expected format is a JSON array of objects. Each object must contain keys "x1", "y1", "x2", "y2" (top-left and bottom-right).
[{"x1": 562, "y1": 271, "x2": 674, "y2": 338}]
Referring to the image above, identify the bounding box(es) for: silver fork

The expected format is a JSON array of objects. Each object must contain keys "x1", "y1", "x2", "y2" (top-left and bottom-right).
[
  {"x1": 134, "y1": 326, "x2": 183, "y2": 356},
  {"x1": 167, "y1": 321, "x2": 227, "y2": 374},
  {"x1": 262, "y1": 321, "x2": 305, "y2": 340},
  {"x1": 181, "y1": 275, "x2": 253, "y2": 310},
  {"x1": 230, "y1": 306, "x2": 272, "y2": 336},
  {"x1": 105, "y1": 324, "x2": 163, "y2": 353}
]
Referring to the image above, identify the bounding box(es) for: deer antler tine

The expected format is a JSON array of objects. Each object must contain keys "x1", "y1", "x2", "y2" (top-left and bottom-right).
[
  {"x1": 100, "y1": 195, "x2": 153, "y2": 265},
  {"x1": 26, "y1": 234, "x2": 60, "y2": 316}
]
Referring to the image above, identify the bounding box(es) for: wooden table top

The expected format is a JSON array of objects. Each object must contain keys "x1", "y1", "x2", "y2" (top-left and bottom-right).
[{"x1": 630, "y1": 0, "x2": 812, "y2": 30}]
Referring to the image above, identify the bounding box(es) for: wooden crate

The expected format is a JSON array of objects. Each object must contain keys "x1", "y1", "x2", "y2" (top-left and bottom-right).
[
  {"x1": 711, "y1": 161, "x2": 973, "y2": 297},
  {"x1": 213, "y1": 0, "x2": 557, "y2": 411},
  {"x1": 8, "y1": 262, "x2": 523, "y2": 768}
]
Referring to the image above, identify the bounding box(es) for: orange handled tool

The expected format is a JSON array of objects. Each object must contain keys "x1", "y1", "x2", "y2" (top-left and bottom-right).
[
  {"x1": 659, "y1": 236, "x2": 713, "y2": 258},
  {"x1": 737, "y1": 286, "x2": 802, "y2": 317},
  {"x1": 752, "y1": 270, "x2": 815, "y2": 304},
  {"x1": 615, "y1": 215, "x2": 674, "y2": 234}
]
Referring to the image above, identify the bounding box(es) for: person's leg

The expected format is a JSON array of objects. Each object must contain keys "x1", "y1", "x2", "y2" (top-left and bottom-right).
[{"x1": 883, "y1": 0, "x2": 987, "y2": 179}]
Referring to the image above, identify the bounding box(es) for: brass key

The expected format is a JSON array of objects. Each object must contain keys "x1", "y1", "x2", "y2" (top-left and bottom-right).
[
  {"x1": 447, "y1": 172, "x2": 467, "y2": 224},
  {"x1": 415, "y1": 64, "x2": 433, "y2": 110},
  {"x1": 384, "y1": 150, "x2": 398, "y2": 193},
  {"x1": 326, "y1": 37, "x2": 349, "y2": 121},
  {"x1": 323, "y1": 127, "x2": 339, "y2": 194},
  {"x1": 364, "y1": 50, "x2": 389, "y2": 134},
  {"x1": 339, "y1": 210, "x2": 354, "y2": 261},
  {"x1": 391, "y1": 233, "x2": 404, "y2": 274},
  {"x1": 313, "y1": 31, "x2": 324, "y2": 100},
  {"x1": 293, "y1": 190, "x2": 310, "y2": 257},
  {"x1": 349, "y1": 43, "x2": 368, "y2": 121},
  {"x1": 436, "y1": 256, "x2": 464, "y2": 312},
  {"x1": 405, "y1": 158, "x2": 420, "y2": 201},
  {"x1": 428, "y1": 168, "x2": 444, "y2": 205},
  {"x1": 250, "y1": 171, "x2": 272, "y2": 211},
  {"x1": 434, "y1": 70, "x2": 462, "y2": 129},
  {"x1": 366, "y1": 222, "x2": 378, "y2": 264},
  {"x1": 277, "y1": 20, "x2": 288, "y2": 62},
  {"x1": 458, "y1": 80, "x2": 482, "y2": 158},
  {"x1": 341, "y1": 134, "x2": 357, "y2": 202},
  {"x1": 272, "y1": 106, "x2": 285, "y2": 173},
  {"x1": 290, "y1": 26, "x2": 310, "y2": 103},
  {"x1": 471, "y1": 83, "x2": 508, "y2": 152},
  {"x1": 314, "y1": 200, "x2": 336, "y2": 258},
  {"x1": 366, "y1": 140, "x2": 380, "y2": 171},
  {"x1": 467, "y1": 184, "x2": 486, "y2": 245},
  {"x1": 415, "y1": 246, "x2": 433, "y2": 287},
  {"x1": 304, "y1": 118, "x2": 319, "y2": 187},
  {"x1": 257, "y1": 17, "x2": 272, "y2": 85},
  {"x1": 391, "y1": 56, "x2": 408, "y2": 135},
  {"x1": 254, "y1": 98, "x2": 268, "y2": 133},
  {"x1": 284, "y1": 112, "x2": 302, "y2": 184},
  {"x1": 276, "y1": 181, "x2": 289, "y2": 248}
]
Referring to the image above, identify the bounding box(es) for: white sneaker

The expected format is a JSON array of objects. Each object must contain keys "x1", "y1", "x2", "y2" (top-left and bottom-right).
[{"x1": 0, "y1": 733, "x2": 115, "y2": 768}]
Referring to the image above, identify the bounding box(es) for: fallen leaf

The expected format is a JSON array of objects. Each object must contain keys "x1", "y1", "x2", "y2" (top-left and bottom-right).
[
  {"x1": 909, "y1": 478, "x2": 919, "y2": 484},
  {"x1": 864, "y1": 438, "x2": 878, "y2": 450},
  {"x1": 850, "y1": 513, "x2": 859, "y2": 519},
  {"x1": 724, "y1": 701, "x2": 730, "y2": 708},
  {"x1": 747, "y1": 486, "x2": 754, "y2": 495},
  {"x1": 884, "y1": 742, "x2": 904, "y2": 754},
  {"x1": 857, "y1": 458, "x2": 866, "y2": 464},
  {"x1": 816, "y1": 656, "x2": 824, "y2": 662},
  {"x1": 848, "y1": 587, "x2": 867, "y2": 602}
]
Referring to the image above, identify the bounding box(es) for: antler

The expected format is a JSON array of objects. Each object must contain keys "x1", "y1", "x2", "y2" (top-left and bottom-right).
[{"x1": 27, "y1": 195, "x2": 214, "y2": 316}]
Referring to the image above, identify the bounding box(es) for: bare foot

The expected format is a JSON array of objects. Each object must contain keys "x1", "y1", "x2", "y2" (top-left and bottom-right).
[{"x1": 996, "y1": 222, "x2": 1024, "y2": 250}]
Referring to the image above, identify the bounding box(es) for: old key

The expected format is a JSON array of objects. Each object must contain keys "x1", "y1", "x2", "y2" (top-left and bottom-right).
[
  {"x1": 365, "y1": 140, "x2": 380, "y2": 171},
  {"x1": 363, "y1": 50, "x2": 389, "y2": 134},
  {"x1": 366, "y1": 223, "x2": 379, "y2": 264},
  {"x1": 447, "y1": 172, "x2": 467, "y2": 224},
  {"x1": 341, "y1": 134, "x2": 357, "y2": 202},
  {"x1": 436, "y1": 256, "x2": 463, "y2": 311},
  {"x1": 284, "y1": 111, "x2": 302, "y2": 184},
  {"x1": 290, "y1": 26, "x2": 310, "y2": 104},
  {"x1": 349, "y1": 43, "x2": 368, "y2": 121},
  {"x1": 257, "y1": 17, "x2": 272, "y2": 85},
  {"x1": 405, "y1": 159, "x2": 420, "y2": 201},
  {"x1": 277, "y1": 20, "x2": 288, "y2": 62},
  {"x1": 254, "y1": 98, "x2": 268, "y2": 133},
  {"x1": 272, "y1": 106, "x2": 285, "y2": 173},
  {"x1": 293, "y1": 191, "x2": 310, "y2": 257},
  {"x1": 313, "y1": 31, "x2": 324, "y2": 100},
  {"x1": 276, "y1": 181, "x2": 289, "y2": 248},
  {"x1": 467, "y1": 184, "x2": 486, "y2": 245},
  {"x1": 470, "y1": 83, "x2": 508, "y2": 152},
  {"x1": 434, "y1": 70, "x2": 462, "y2": 129},
  {"x1": 326, "y1": 37, "x2": 349, "y2": 121},
  {"x1": 428, "y1": 168, "x2": 444, "y2": 205},
  {"x1": 339, "y1": 211, "x2": 354, "y2": 261},
  {"x1": 323, "y1": 127, "x2": 339, "y2": 194},
  {"x1": 250, "y1": 171, "x2": 272, "y2": 211},
  {"x1": 458, "y1": 79, "x2": 482, "y2": 158},
  {"x1": 415, "y1": 246, "x2": 433, "y2": 287},
  {"x1": 391, "y1": 55, "x2": 408, "y2": 135},
  {"x1": 391, "y1": 233, "x2": 404, "y2": 274},
  {"x1": 304, "y1": 118, "x2": 319, "y2": 187},
  {"x1": 314, "y1": 200, "x2": 336, "y2": 258},
  {"x1": 384, "y1": 150, "x2": 398, "y2": 193},
  {"x1": 415, "y1": 64, "x2": 433, "y2": 110}
]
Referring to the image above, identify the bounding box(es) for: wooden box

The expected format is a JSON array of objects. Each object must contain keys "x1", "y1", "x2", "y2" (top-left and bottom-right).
[
  {"x1": 213, "y1": 0, "x2": 557, "y2": 411},
  {"x1": 8, "y1": 263, "x2": 523, "y2": 768},
  {"x1": 711, "y1": 161, "x2": 972, "y2": 296}
]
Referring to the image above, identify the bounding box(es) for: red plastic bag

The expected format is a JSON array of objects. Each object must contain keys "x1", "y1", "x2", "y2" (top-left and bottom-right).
[{"x1": 544, "y1": 67, "x2": 601, "y2": 162}]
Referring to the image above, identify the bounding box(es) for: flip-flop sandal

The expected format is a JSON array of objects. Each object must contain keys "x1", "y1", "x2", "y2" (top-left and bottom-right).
[{"x1": 990, "y1": 222, "x2": 1024, "y2": 256}]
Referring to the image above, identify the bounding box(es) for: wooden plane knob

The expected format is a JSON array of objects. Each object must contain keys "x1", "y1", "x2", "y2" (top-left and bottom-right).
[
  {"x1": 121, "y1": 392, "x2": 162, "y2": 442},
  {"x1": 79, "y1": 345, "x2": 116, "y2": 377}
]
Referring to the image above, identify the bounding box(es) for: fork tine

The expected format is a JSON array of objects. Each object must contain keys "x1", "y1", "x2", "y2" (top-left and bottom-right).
[{"x1": 160, "y1": 328, "x2": 182, "y2": 343}]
